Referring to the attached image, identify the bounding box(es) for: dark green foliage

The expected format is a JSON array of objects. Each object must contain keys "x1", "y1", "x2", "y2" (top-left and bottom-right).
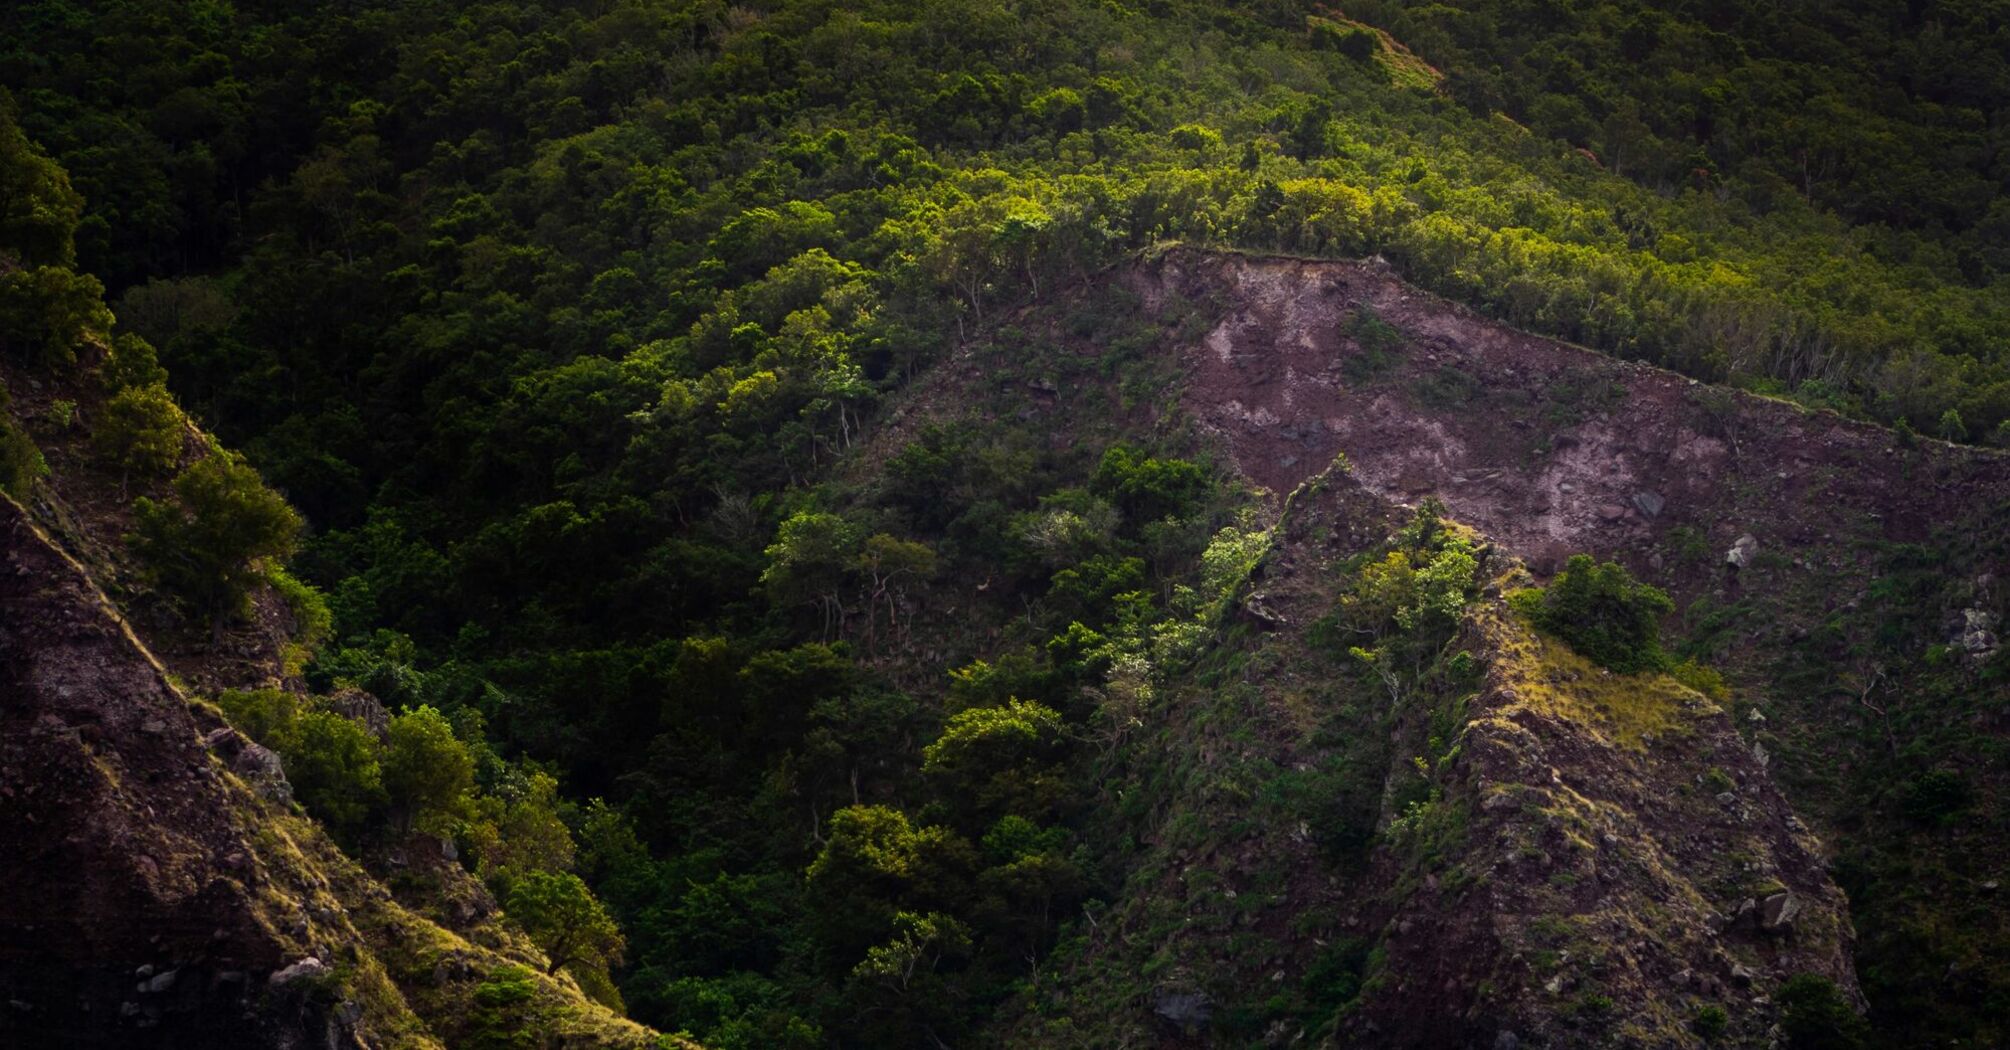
[
  {"x1": 131, "y1": 447, "x2": 302, "y2": 628},
  {"x1": 5, "y1": 0, "x2": 2009, "y2": 1044},
  {"x1": 0, "y1": 380, "x2": 45, "y2": 497},
  {"x1": 1900, "y1": 767, "x2": 1971, "y2": 826},
  {"x1": 1777, "y1": 973, "x2": 1868, "y2": 1050},
  {"x1": 0, "y1": 95, "x2": 80, "y2": 269},
  {"x1": 1520, "y1": 554, "x2": 1673, "y2": 674},
  {"x1": 1091, "y1": 444, "x2": 1208, "y2": 524},
  {"x1": 0, "y1": 264, "x2": 111, "y2": 368},
  {"x1": 1692, "y1": 1003, "x2": 1729, "y2": 1041}
]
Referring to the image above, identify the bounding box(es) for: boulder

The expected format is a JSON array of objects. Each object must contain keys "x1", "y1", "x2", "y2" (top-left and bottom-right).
[
  {"x1": 1727, "y1": 534, "x2": 1760, "y2": 569},
  {"x1": 269, "y1": 957, "x2": 328, "y2": 989},
  {"x1": 1632, "y1": 490, "x2": 1666, "y2": 517},
  {"x1": 1760, "y1": 891, "x2": 1800, "y2": 933},
  {"x1": 231, "y1": 741, "x2": 292, "y2": 803},
  {"x1": 1154, "y1": 991, "x2": 1212, "y2": 1030},
  {"x1": 323, "y1": 687, "x2": 391, "y2": 739}
]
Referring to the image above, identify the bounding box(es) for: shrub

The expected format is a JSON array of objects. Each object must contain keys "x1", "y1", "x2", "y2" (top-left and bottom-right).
[
  {"x1": 287, "y1": 709, "x2": 386, "y2": 840},
  {"x1": 382, "y1": 705, "x2": 475, "y2": 833},
  {"x1": 0, "y1": 383, "x2": 45, "y2": 497},
  {"x1": 0, "y1": 265, "x2": 111, "y2": 368},
  {"x1": 130, "y1": 447, "x2": 303, "y2": 630},
  {"x1": 92, "y1": 382, "x2": 185, "y2": 486},
  {"x1": 1691, "y1": 1003, "x2": 1729, "y2": 1041},
  {"x1": 1523, "y1": 554, "x2": 1673, "y2": 673},
  {"x1": 1777, "y1": 973, "x2": 1866, "y2": 1049},
  {"x1": 1091, "y1": 443, "x2": 1208, "y2": 523}
]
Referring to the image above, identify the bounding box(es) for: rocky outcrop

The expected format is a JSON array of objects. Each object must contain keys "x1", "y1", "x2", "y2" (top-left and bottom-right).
[
  {"x1": 0, "y1": 496, "x2": 673, "y2": 1048},
  {"x1": 1341, "y1": 599, "x2": 1857, "y2": 1048}
]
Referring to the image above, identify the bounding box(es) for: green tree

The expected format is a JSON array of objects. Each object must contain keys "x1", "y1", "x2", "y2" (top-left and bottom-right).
[
  {"x1": 287, "y1": 709, "x2": 386, "y2": 840},
  {"x1": 0, "y1": 98, "x2": 82, "y2": 267},
  {"x1": 131, "y1": 447, "x2": 303, "y2": 632},
  {"x1": 921, "y1": 699, "x2": 1074, "y2": 823},
  {"x1": 93, "y1": 382, "x2": 185, "y2": 490},
  {"x1": 1777, "y1": 973, "x2": 1867, "y2": 1049},
  {"x1": 0, "y1": 265, "x2": 112, "y2": 368},
  {"x1": 502, "y1": 870, "x2": 626, "y2": 977},
  {"x1": 1522, "y1": 554, "x2": 1674, "y2": 673},
  {"x1": 761, "y1": 510, "x2": 861, "y2": 639},
  {"x1": 382, "y1": 705, "x2": 475, "y2": 834}
]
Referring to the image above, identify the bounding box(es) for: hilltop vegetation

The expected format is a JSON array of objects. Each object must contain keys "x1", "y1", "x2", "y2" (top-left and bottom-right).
[{"x1": 2, "y1": 0, "x2": 2008, "y2": 1047}]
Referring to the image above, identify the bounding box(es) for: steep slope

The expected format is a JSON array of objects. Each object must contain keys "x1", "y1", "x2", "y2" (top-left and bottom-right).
[
  {"x1": 1003, "y1": 460, "x2": 1856, "y2": 1048},
  {"x1": 980, "y1": 249, "x2": 2004, "y2": 1046},
  {"x1": 0, "y1": 493, "x2": 676, "y2": 1047}
]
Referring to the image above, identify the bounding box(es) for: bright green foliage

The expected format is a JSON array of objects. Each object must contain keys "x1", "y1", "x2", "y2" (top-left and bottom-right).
[
  {"x1": 287, "y1": 709, "x2": 387, "y2": 840},
  {"x1": 131, "y1": 448, "x2": 302, "y2": 627},
  {"x1": 1091, "y1": 444, "x2": 1208, "y2": 523},
  {"x1": 0, "y1": 265, "x2": 111, "y2": 368},
  {"x1": 465, "y1": 965, "x2": 540, "y2": 1050},
  {"x1": 382, "y1": 705, "x2": 475, "y2": 834},
  {"x1": 0, "y1": 380, "x2": 44, "y2": 497},
  {"x1": 1522, "y1": 554, "x2": 1674, "y2": 674},
  {"x1": 92, "y1": 382, "x2": 185, "y2": 484},
  {"x1": 0, "y1": 96, "x2": 80, "y2": 267},
  {"x1": 502, "y1": 870, "x2": 626, "y2": 977},
  {"x1": 922, "y1": 699, "x2": 1074, "y2": 824}
]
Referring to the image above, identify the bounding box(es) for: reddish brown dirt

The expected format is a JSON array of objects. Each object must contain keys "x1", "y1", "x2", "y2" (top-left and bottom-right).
[{"x1": 1139, "y1": 252, "x2": 2010, "y2": 591}]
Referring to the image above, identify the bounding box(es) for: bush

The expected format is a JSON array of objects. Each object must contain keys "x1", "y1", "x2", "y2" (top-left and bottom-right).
[
  {"x1": 131, "y1": 447, "x2": 302, "y2": 629},
  {"x1": 1691, "y1": 1003, "x2": 1729, "y2": 1041},
  {"x1": 1091, "y1": 443, "x2": 1208, "y2": 523},
  {"x1": 93, "y1": 382, "x2": 186, "y2": 485},
  {"x1": 0, "y1": 383, "x2": 45, "y2": 497},
  {"x1": 1777, "y1": 973, "x2": 1867, "y2": 1049},
  {"x1": 1523, "y1": 554, "x2": 1674, "y2": 673},
  {"x1": 0, "y1": 265, "x2": 111, "y2": 368}
]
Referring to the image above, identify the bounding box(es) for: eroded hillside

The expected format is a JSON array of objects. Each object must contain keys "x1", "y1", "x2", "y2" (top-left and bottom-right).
[{"x1": 0, "y1": 494, "x2": 678, "y2": 1048}]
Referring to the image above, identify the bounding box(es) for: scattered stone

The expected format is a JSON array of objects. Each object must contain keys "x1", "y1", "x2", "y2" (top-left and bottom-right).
[
  {"x1": 1154, "y1": 991, "x2": 1212, "y2": 1030},
  {"x1": 231, "y1": 742, "x2": 292, "y2": 803},
  {"x1": 1727, "y1": 534, "x2": 1760, "y2": 569},
  {"x1": 1982, "y1": 880, "x2": 2000, "y2": 894},
  {"x1": 323, "y1": 687, "x2": 391, "y2": 739},
  {"x1": 1596, "y1": 503, "x2": 1628, "y2": 522},
  {"x1": 141, "y1": 969, "x2": 178, "y2": 995},
  {"x1": 1732, "y1": 898, "x2": 1757, "y2": 929},
  {"x1": 1759, "y1": 892, "x2": 1801, "y2": 933},
  {"x1": 1493, "y1": 1032, "x2": 1520, "y2": 1050},
  {"x1": 269, "y1": 957, "x2": 329, "y2": 989},
  {"x1": 1956, "y1": 608, "x2": 1999, "y2": 657},
  {"x1": 1632, "y1": 490, "x2": 1666, "y2": 517},
  {"x1": 1730, "y1": 963, "x2": 1756, "y2": 987}
]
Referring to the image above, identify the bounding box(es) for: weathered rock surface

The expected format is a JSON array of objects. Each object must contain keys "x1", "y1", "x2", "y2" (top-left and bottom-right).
[{"x1": 0, "y1": 496, "x2": 673, "y2": 1049}]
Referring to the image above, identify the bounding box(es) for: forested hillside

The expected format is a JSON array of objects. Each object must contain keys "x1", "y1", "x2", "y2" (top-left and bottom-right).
[{"x1": 2, "y1": 1, "x2": 2006, "y2": 1047}]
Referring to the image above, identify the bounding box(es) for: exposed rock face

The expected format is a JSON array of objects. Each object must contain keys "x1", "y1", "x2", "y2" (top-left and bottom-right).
[
  {"x1": 0, "y1": 497, "x2": 672, "y2": 1048},
  {"x1": 0, "y1": 497, "x2": 350, "y2": 1047},
  {"x1": 1142, "y1": 252, "x2": 2010, "y2": 590},
  {"x1": 1341, "y1": 599, "x2": 1857, "y2": 1047}
]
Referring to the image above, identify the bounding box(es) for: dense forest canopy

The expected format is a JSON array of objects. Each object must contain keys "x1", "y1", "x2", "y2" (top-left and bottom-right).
[{"x1": 3, "y1": 1, "x2": 2008, "y2": 1047}]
